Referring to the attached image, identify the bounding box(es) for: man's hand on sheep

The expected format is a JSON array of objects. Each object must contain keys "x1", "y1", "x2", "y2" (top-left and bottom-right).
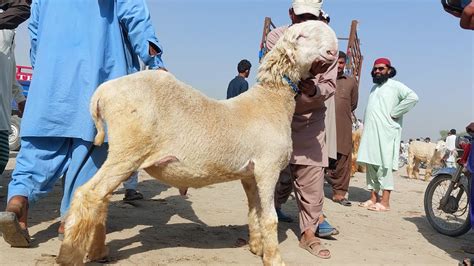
[{"x1": 298, "y1": 78, "x2": 318, "y2": 97}]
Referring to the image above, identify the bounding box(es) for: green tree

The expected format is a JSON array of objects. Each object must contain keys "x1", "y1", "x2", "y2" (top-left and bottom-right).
[{"x1": 439, "y1": 130, "x2": 449, "y2": 140}]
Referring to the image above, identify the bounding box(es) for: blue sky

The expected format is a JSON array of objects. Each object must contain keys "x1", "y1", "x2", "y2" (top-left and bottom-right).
[{"x1": 13, "y1": 0, "x2": 473, "y2": 140}]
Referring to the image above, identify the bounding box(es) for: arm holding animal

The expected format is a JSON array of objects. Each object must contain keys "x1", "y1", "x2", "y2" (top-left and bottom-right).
[
  {"x1": 297, "y1": 59, "x2": 336, "y2": 102},
  {"x1": 116, "y1": 0, "x2": 164, "y2": 69}
]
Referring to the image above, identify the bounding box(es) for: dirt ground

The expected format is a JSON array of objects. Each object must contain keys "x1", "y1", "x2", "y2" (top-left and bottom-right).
[{"x1": 0, "y1": 152, "x2": 473, "y2": 265}]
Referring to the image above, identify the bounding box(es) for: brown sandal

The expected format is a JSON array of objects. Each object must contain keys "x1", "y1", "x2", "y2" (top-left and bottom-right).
[
  {"x1": 299, "y1": 238, "x2": 331, "y2": 259},
  {"x1": 0, "y1": 212, "x2": 30, "y2": 247}
]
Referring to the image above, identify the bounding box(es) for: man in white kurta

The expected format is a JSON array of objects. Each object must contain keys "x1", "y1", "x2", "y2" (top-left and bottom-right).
[
  {"x1": 445, "y1": 129, "x2": 457, "y2": 168},
  {"x1": 357, "y1": 58, "x2": 418, "y2": 212}
]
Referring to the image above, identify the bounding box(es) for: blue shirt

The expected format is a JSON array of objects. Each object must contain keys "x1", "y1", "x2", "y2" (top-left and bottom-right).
[
  {"x1": 21, "y1": 0, "x2": 164, "y2": 142},
  {"x1": 226, "y1": 76, "x2": 248, "y2": 99}
]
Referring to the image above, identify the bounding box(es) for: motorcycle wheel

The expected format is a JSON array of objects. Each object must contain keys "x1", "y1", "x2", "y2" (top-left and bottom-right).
[
  {"x1": 398, "y1": 159, "x2": 406, "y2": 169},
  {"x1": 398, "y1": 157, "x2": 406, "y2": 168},
  {"x1": 424, "y1": 174, "x2": 471, "y2": 237}
]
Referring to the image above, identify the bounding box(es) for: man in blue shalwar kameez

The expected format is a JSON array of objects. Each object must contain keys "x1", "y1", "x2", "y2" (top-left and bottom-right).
[{"x1": 0, "y1": 0, "x2": 165, "y2": 247}]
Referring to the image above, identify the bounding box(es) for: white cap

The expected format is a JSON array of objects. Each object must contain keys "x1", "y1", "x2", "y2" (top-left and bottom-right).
[{"x1": 292, "y1": 0, "x2": 323, "y2": 17}]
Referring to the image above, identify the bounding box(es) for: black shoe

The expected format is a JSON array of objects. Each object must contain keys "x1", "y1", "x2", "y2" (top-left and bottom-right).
[{"x1": 123, "y1": 189, "x2": 144, "y2": 201}]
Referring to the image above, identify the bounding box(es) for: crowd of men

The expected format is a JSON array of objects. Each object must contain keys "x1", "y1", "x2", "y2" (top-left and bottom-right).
[{"x1": 224, "y1": 0, "x2": 419, "y2": 257}]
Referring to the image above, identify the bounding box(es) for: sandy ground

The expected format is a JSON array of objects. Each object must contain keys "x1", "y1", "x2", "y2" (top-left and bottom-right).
[{"x1": 0, "y1": 152, "x2": 473, "y2": 265}]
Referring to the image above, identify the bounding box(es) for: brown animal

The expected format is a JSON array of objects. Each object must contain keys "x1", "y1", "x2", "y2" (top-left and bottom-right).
[
  {"x1": 56, "y1": 21, "x2": 338, "y2": 266},
  {"x1": 351, "y1": 128, "x2": 365, "y2": 176}
]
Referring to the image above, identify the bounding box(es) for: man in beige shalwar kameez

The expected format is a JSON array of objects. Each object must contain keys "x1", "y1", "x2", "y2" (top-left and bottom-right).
[{"x1": 266, "y1": 0, "x2": 338, "y2": 259}]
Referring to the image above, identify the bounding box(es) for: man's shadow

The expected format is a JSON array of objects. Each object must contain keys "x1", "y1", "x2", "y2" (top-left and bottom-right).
[
  {"x1": 31, "y1": 178, "x2": 173, "y2": 246},
  {"x1": 33, "y1": 177, "x2": 286, "y2": 262},
  {"x1": 323, "y1": 181, "x2": 372, "y2": 203}
]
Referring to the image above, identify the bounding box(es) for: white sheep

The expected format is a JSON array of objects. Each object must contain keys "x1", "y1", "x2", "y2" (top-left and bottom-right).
[
  {"x1": 407, "y1": 140, "x2": 447, "y2": 181},
  {"x1": 56, "y1": 20, "x2": 338, "y2": 266}
]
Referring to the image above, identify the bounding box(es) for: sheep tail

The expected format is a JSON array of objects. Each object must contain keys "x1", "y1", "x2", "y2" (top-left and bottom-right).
[{"x1": 91, "y1": 91, "x2": 106, "y2": 146}]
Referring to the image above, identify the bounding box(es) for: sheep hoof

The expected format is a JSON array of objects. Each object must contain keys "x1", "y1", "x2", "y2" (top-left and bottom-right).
[
  {"x1": 86, "y1": 246, "x2": 109, "y2": 263},
  {"x1": 263, "y1": 252, "x2": 284, "y2": 266},
  {"x1": 249, "y1": 243, "x2": 263, "y2": 256}
]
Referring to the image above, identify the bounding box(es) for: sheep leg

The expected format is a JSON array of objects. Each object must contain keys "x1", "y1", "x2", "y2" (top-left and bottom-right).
[
  {"x1": 255, "y1": 169, "x2": 284, "y2": 266},
  {"x1": 413, "y1": 159, "x2": 420, "y2": 180},
  {"x1": 350, "y1": 155, "x2": 357, "y2": 176},
  {"x1": 424, "y1": 161, "x2": 432, "y2": 181},
  {"x1": 407, "y1": 154, "x2": 414, "y2": 179},
  {"x1": 57, "y1": 159, "x2": 137, "y2": 266},
  {"x1": 241, "y1": 178, "x2": 262, "y2": 256}
]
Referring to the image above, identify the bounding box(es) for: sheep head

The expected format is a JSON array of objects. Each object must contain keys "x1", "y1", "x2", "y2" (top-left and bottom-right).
[
  {"x1": 432, "y1": 140, "x2": 448, "y2": 166},
  {"x1": 258, "y1": 20, "x2": 338, "y2": 89}
]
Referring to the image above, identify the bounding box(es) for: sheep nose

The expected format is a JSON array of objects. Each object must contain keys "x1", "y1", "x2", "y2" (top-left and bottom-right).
[{"x1": 326, "y1": 50, "x2": 337, "y2": 56}]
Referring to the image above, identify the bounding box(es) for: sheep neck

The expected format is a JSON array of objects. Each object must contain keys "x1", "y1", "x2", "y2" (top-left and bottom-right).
[
  {"x1": 282, "y1": 75, "x2": 300, "y2": 94},
  {"x1": 256, "y1": 45, "x2": 302, "y2": 96},
  {"x1": 252, "y1": 79, "x2": 297, "y2": 124}
]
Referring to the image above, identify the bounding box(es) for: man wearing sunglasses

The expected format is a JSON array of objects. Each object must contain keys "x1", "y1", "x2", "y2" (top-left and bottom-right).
[{"x1": 357, "y1": 58, "x2": 418, "y2": 212}]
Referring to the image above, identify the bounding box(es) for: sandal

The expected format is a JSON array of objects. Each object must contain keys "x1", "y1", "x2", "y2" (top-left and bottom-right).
[
  {"x1": 316, "y1": 219, "x2": 339, "y2": 238},
  {"x1": 299, "y1": 238, "x2": 331, "y2": 259},
  {"x1": 358, "y1": 199, "x2": 375, "y2": 208},
  {"x1": 367, "y1": 202, "x2": 390, "y2": 212},
  {"x1": 123, "y1": 189, "x2": 144, "y2": 201},
  {"x1": 0, "y1": 212, "x2": 30, "y2": 247},
  {"x1": 333, "y1": 198, "x2": 352, "y2": 207}
]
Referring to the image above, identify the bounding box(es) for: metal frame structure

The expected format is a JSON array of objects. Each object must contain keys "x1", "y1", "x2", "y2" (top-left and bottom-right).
[
  {"x1": 342, "y1": 20, "x2": 363, "y2": 86},
  {"x1": 259, "y1": 17, "x2": 276, "y2": 63}
]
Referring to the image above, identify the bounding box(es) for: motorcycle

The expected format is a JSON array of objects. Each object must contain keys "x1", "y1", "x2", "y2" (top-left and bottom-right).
[
  {"x1": 399, "y1": 153, "x2": 408, "y2": 168},
  {"x1": 424, "y1": 136, "x2": 472, "y2": 237}
]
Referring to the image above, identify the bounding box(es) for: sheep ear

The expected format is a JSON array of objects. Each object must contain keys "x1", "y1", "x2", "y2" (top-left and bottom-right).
[
  {"x1": 296, "y1": 34, "x2": 308, "y2": 40},
  {"x1": 286, "y1": 49, "x2": 296, "y2": 65}
]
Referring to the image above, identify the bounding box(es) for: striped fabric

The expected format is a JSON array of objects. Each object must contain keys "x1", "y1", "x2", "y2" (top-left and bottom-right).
[{"x1": 0, "y1": 130, "x2": 9, "y2": 174}]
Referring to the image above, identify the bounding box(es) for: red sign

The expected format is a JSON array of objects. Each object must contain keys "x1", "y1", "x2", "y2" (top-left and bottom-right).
[{"x1": 16, "y1": 65, "x2": 33, "y2": 82}]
